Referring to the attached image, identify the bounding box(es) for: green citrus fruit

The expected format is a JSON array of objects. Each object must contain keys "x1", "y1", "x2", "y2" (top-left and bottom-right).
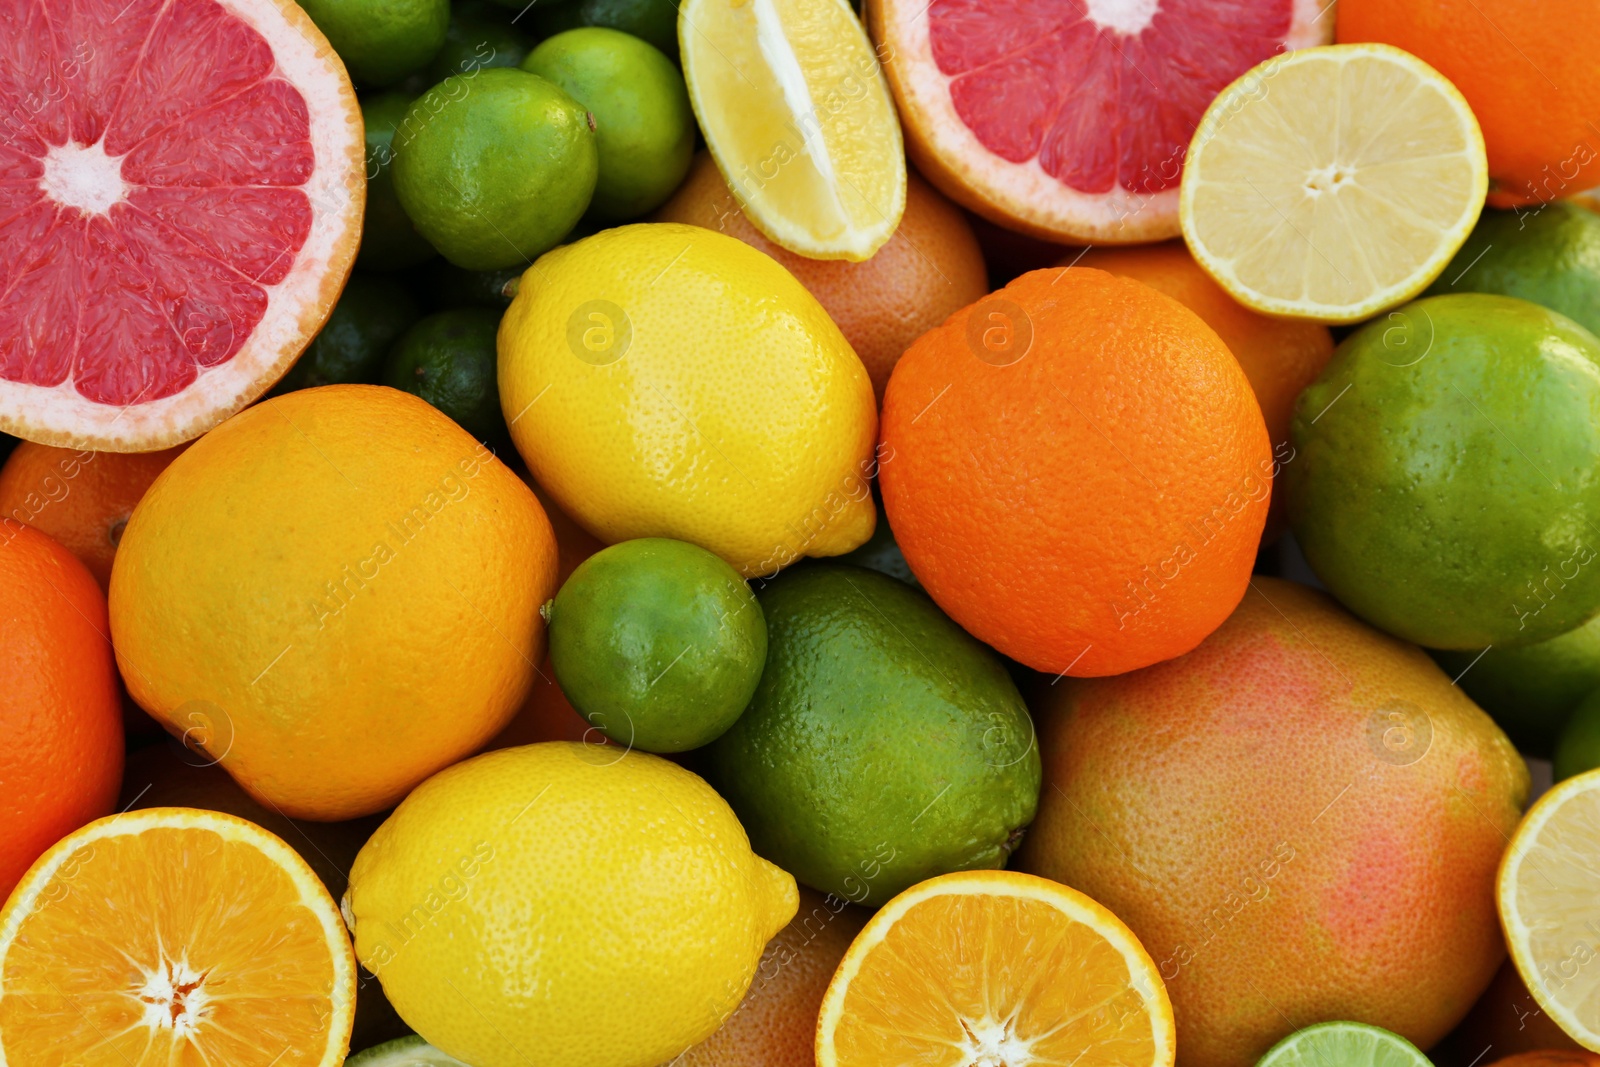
[
  {"x1": 381, "y1": 309, "x2": 504, "y2": 442},
  {"x1": 423, "y1": 260, "x2": 521, "y2": 311},
  {"x1": 522, "y1": 28, "x2": 694, "y2": 221},
  {"x1": 1554, "y1": 689, "x2": 1600, "y2": 781},
  {"x1": 547, "y1": 537, "x2": 767, "y2": 752},
  {"x1": 345, "y1": 1035, "x2": 470, "y2": 1066},
  {"x1": 1426, "y1": 202, "x2": 1600, "y2": 337},
  {"x1": 359, "y1": 93, "x2": 438, "y2": 271},
  {"x1": 1288, "y1": 293, "x2": 1600, "y2": 649},
  {"x1": 1255, "y1": 1022, "x2": 1431, "y2": 1067},
  {"x1": 392, "y1": 68, "x2": 597, "y2": 271},
  {"x1": 298, "y1": 0, "x2": 449, "y2": 87},
  {"x1": 276, "y1": 275, "x2": 421, "y2": 392},
  {"x1": 425, "y1": 4, "x2": 532, "y2": 84},
  {"x1": 524, "y1": 0, "x2": 678, "y2": 60},
  {"x1": 704, "y1": 563, "x2": 1040, "y2": 906}
]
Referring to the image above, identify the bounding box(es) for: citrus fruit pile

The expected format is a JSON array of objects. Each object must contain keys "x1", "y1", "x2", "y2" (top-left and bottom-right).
[{"x1": 4, "y1": 1, "x2": 1600, "y2": 1066}]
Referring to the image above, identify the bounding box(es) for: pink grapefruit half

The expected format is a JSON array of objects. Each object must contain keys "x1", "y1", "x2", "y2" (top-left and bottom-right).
[
  {"x1": 0, "y1": 0, "x2": 363, "y2": 452},
  {"x1": 867, "y1": 0, "x2": 1331, "y2": 244}
]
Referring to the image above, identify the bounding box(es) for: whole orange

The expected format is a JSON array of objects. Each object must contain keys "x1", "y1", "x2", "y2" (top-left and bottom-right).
[
  {"x1": 0, "y1": 520, "x2": 123, "y2": 899},
  {"x1": 1337, "y1": 0, "x2": 1600, "y2": 208},
  {"x1": 879, "y1": 267, "x2": 1271, "y2": 677},
  {"x1": 0, "y1": 442, "x2": 186, "y2": 592},
  {"x1": 1017, "y1": 577, "x2": 1527, "y2": 1067},
  {"x1": 655, "y1": 153, "x2": 989, "y2": 402}
]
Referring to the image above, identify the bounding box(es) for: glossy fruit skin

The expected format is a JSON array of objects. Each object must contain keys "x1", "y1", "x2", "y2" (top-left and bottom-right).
[
  {"x1": 1289, "y1": 294, "x2": 1600, "y2": 649},
  {"x1": 1426, "y1": 203, "x2": 1600, "y2": 337},
  {"x1": 524, "y1": 0, "x2": 679, "y2": 61},
  {"x1": 523, "y1": 28, "x2": 694, "y2": 221},
  {"x1": 0, "y1": 522, "x2": 123, "y2": 899},
  {"x1": 358, "y1": 94, "x2": 439, "y2": 271},
  {"x1": 277, "y1": 274, "x2": 422, "y2": 392},
  {"x1": 548, "y1": 538, "x2": 766, "y2": 753},
  {"x1": 880, "y1": 267, "x2": 1271, "y2": 677},
  {"x1": 392, "y1": 69, "x2": 598, "y2": 271},
  {"x1": 1018, "y1": 578, "x2": 1527, "y2": 1067},
  {"x1": 298, "y1": 0, "x2": 449, "y2": 87},
  {"x1": 425, "y1": 4, "x2": 531, "y2": 84},
  {"x1": 109, "y1": 386, "x2": 558, "y2": 821},
  {"x1": 656, "y1": 155, "x2": 988, "y2": 402},
  {"x1": 1336, "y1": 0, "x2": 1600, "y2": 208},
  {"x1": 382, "y1": 309, "x2": 505, "y2": 443},
  {"x1": 704, "y1": 564, "x2": 1040, "y2": 907}
]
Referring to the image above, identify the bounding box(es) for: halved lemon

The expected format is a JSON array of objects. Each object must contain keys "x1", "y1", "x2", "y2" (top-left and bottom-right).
[
  {"x1": 0, "y1": 808, "x2": 356, "y2": 1066},
  {"x1": 1498, "y1": 769, "x2": 1600, "y2": 1050},
  {"x1": 678, "y1": 0, "x2": 905, "y2": 261},
  {"x1": 1179, "y1": 43, "x2": 1487, "y2": 323},
  {"x1": 816, "y1": 870, "x2": 1175, "y2": 1067}
]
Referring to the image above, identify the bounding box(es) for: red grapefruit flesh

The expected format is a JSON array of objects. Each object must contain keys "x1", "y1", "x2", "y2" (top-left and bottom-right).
[
  {"x1": 866, "y1": 0, "x2": 1331, "y2": 244},
  {"x1": 0, "y1": 0, "x2": 363, "y2": 452}
]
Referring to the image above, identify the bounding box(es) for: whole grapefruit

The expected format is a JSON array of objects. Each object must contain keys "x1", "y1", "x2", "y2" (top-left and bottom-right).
[{"x1": 1018, "y1": 577, "x2": 1527, "y2": 1067}]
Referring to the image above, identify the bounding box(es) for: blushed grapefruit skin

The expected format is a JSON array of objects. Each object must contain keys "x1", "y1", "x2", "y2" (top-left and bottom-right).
[{"x1": 0, "y1": 0, "x2": 363, "y2": 452}]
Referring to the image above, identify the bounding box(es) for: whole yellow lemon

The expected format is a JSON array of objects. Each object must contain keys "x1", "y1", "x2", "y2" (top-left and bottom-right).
[
  {"x1": 498, "y1": 223, "x2": 878, "y2": 577},
  {"x1": 110, "y1": 386, "x2": 557, "y2": 821},
  {"x1": 344, "y1": 742, "x2": 799, "y2": 1067}
]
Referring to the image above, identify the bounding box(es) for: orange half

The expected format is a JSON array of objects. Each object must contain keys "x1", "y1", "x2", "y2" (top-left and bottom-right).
[
  {"x1": 817, "y1": 870, "x2": 1175, "y2": 1067},
  {"x1": 0, "y1": 808, "x2": 355, "y2": 1066}
]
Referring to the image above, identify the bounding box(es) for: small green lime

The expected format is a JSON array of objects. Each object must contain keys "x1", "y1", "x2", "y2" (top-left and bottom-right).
[
  {"x1": 276, "y1": 275, "x2": 421, "y2": 392},
  {"x1": 1288, "y1": 293, "x2": 1600, "y2": 649},
  {"x1": 381, "y1": 309, "x2": 504, "y2": 442},
  {"x1": 1426, "y1": 202, "x2": 1600, "y2": 338},
  {"x1": 297, "y1": 0, "x2": 449, "y2": 87},
  {"x1": 391, "y1": 68, "x2": 597, "y2": 271},
  {"x1": 704, "y1": 564, "x2": 1040, "y2": 906},
  {"x1": 425, "y1": 5, "x2": 531, "y2": 84},
  {"x1": 345, "y1": 1035, "x2": 470, "y2": 1066},
  {"x1": 1255, "y1": 1022, "x2": 1431, "y2": 1067},
  {"x1": 521, "y1": 28, "x2": 693, "y2": 221},
  {"x1": 1432, "y1": 612, "x2": 1600, "y2": 756},
  {"x1": 524, "y1": 0, "x2": 678, "y2": 60},
  {"x1": 358, "y1": 93, "x2": 437, "y2": 271},
  {"x1": 423, "y1": 260, "x2": 521, "y2": 311},
  {"x1": 1554, "y1": 688, "x2": 1600, "y2": 781},
  {"x1": 548, "y1": 538, "x2": 766, "y2": 752}
]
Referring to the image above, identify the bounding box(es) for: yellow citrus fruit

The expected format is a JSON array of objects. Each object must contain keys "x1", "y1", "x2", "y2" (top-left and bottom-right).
[
  {"x1": 1180, "y1": 43, "x2": 1488, "y2": 322},
  {"x1": 817, "y1": 870, "x2": 1175, "y2": 1067},
  {"x1": 110, "y1": 385, "x2": 557, "y2": 821},
  {"x1": 0, "y1": 807, "x2": 357, "y2": 1066},
  {"x1": 1498, "y1": 768, "x2": 1600, "y2": 1050},
  {"x1": 498, "y1": 223, "x2": 877, "y2": 577},
  {"x1": 343, "y1": 742, "x2": 798, "y2": 1067}
]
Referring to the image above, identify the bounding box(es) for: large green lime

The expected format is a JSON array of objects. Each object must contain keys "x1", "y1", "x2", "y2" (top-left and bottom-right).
[
  {"x1": 1426, "y1": 202, "x2": 1600, "y2": 337},
  {"x1": 523, "y1": 0, "x2": 679, "y2": 61},
  {"x1": 275, "y1": 275, "x2": 420, "y2": 392},
  {"x1": 381, "y1": 309, "x2": 504, "y2": 442},
  {"x1": 297, "y1": 0, "x2": 449, "y2": 87},
  {"x1": 1288, "y1": 293, "x2": 1600, "y2": 649},
  {"x1": 357, "y1": 93, "x2": 437, "y2": 271},
  {"x1": 1554, "y1": 689, "x2": 1600, "y2": 781},
  {"x1": 704, "y1": 564, "x2": 1040, "y2": 906},
  {"x1": 1255, "y1": 1022, "x2": 1430, "y2": 1067},
  {"x1": 548, "y1": 538, "x2": 767, "y2": 752},
  {"x1": 425, "y1": 4, "x2": 532, "y2": 84},
  {"x1": 522, "y1": 28, "x2": 694, "y2": 221},
  {"x1": 391, "y1": 68, "x2": 597, "y2": 271},
  {"x1": 1432, "y1": 612, "x2": 1600, "y2": 756}
]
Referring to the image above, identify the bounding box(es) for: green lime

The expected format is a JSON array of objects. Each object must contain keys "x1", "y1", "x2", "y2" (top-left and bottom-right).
[
  {"x1": 524, "y1": 0, "x2": 679, "y2": 61},
  {"x1": 1556, "y1": 688, "x2": 1600, "y2": 780},
  {"x1": 1432, "y1": 613, "x2": 1600, "y2": 756},
  {"x1": 1288, "y1": 293, "x2": 1600, "y2": 649},
  {"x1": 345, "y1": 1035, "x2": 470, "y2": 1066},
  {"x1": 297, "y1": 0, "x2": 449, "y2": 87},
  {"x1": 391, "y1": 68, "x2": 597, "y2": 271},
  {"x1": 522, "y1": 28, "x2": 694, "y2": 221},
  {"x1": 381, "y1": 309, "x2": 504, "y2": 442},
  {"x1": 1255, "y1": 1022, "x2": 1431, "y2": 1067},
  {"x1": 547, "y1": 538, "x2": 767, "y2": 752},
  {"x1": 1426, "y1": 202, "x2": 1600, "y2": 338},
  {"x1": 422, "y1": 260, "x2": 522, "y2": 311},
  {"x1": 358, "y1": 93, "x2": 437, "y2": 271},
  {"x1": 425, "y1": 5, "x2": 532, "y2": 84},
  {"x1": 276, "y1": 275, "x2": 421, "y2": 392},
  {"x1": 704, "y1": 563, "x2": 1040, "y2": 905}
]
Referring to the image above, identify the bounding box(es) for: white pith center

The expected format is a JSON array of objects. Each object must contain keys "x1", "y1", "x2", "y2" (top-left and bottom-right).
[
  {"x1": 959, "y1": 1014, "x2": 1035, "y2": 1066},
  {"x1": 136, "y1": 955, "x2": 210, "y2": 1036},
  {"x1": 39, "y1": 140, "x2": 129, "y2": 216},
  {"x1": 1085, "y1": 0, "x2": 1161, "y2": 35}
]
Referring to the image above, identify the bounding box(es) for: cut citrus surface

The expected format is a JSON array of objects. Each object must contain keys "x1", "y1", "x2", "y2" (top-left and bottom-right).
[
  {"x1": 1498, "y1": 768, "x2": 1600, "y2": 1050},
  {"x1": 1256, "y1": 1022, "x2": 1433, "y2": 1067},
  {"x1": 0, "y1": 0, "x2": 364, "y2": 452},
  {"x1": 678, "y1": 0, "x2": 905, "y2": 260},
  {"x1": 816, "y1": 870, "x2": 1175, "y2": 1067},
  {"x1": 1179, "y1": 43, "x2": 1487, "y2": 323},
  {"x1": 866, "y1": 0, "x2": 1331, "y2": 244},
  {"x1": 0, "y1": 807, "x2": 356, "y2": 1066}
]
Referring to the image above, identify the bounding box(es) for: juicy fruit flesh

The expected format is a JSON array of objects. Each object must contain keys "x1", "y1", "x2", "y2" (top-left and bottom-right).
[
  {"x1": 0, "y1": 0, "x2": 316, "y2": 406},
  {"x1": 929, "y1": 0, "x2": 1293, "y2": 194}
]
